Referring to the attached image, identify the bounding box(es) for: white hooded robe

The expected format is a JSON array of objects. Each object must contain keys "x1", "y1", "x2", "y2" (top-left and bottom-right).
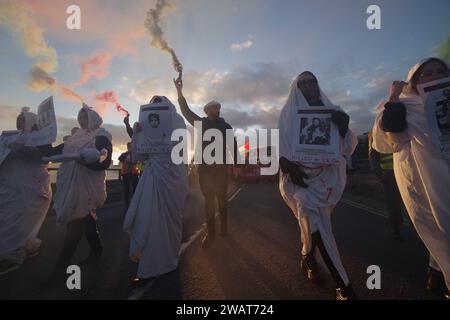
[
  {"x1": 279, "y1": 76, "x2": 358, "y2": 285},
  {"x1": 372, "y1": 58, "x2": 450, "y2": 289},
  {"x1": 123, "y1": 97, "x2": 188, "y2": 279},
  {"x1": 0, "y1": 109, "x2": 51, "y2": 263}
]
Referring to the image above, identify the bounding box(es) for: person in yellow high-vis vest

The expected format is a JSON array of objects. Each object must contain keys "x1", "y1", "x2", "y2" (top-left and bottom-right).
[{"x1": 368, "y1": 131, "x2": 405, "y2": 239}]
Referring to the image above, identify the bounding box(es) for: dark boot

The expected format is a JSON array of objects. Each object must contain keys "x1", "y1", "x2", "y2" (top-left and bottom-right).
[
  {"x1": 131, "y1": 276, "x2": 155, "y2": 288},
  {"x1": 336, "y1": 284, "x2": 358, "y2": 300},
  {"x1": 300, "y1": 252, "x2": 324, "y2": 286},
  {"x1": 426, "y1": 267, "x2": 448, "y2": 298}
]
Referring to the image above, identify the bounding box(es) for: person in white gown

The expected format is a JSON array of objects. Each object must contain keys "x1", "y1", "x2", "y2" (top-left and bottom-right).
[
  {"x1": 278, "y1": 71, "x2": 358, "y2": 300},
  {"x1": 42, "y1": 105, "x2": 113, "y2": 289},
  {"x1": 0, "y1": 107, "x2": 52, "y2": 275},
  {"x1": 372, "y1": 57, "x2": 450, "y2": 299},
  {"x1": 123, "y1": 96, "x2": 188, "y2": 287}
]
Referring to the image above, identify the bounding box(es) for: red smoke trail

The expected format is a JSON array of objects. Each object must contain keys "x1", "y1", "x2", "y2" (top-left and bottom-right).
[{"x1": 95, "y1": 90, "x2": 129, "y2": 117}]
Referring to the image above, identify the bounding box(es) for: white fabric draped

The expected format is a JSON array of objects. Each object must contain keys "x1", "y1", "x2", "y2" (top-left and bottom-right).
[
  {"x1": 53, "y1": 107, "x2": 111, "y2": 225},
  {"x1": 372, "y1": 58, "x2": 450, "y2": 289},
  {"x1": 279, "y1": 75, "x2": 358, "y2": 285},
  {"x1": 123, "y1": 97, "x2": 188, "y2": 279},
  {"x1": 0, "y1": 109, "x2": 51, "y2": 263}
]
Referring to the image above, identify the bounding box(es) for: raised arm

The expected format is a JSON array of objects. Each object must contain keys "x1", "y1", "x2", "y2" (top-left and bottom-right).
[
  {"x1": 174, "y1": 77, "x2": 202, "y2": 126},
  {"x1": 124, "y1": 114, "x2": 134, "y2": 138}
]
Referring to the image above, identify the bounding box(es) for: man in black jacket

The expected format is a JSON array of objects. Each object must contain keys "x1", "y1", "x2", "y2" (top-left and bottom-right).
[{"x1": 174, "y1": 78, "x2": 237, "y2": 248}]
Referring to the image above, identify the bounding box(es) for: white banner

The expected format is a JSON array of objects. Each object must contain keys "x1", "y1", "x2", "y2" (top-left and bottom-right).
[
  {"x1": 25, "y1": 96, "x2": 57, "y2": 147},
  {"x1": 0, "y1": 130, "x2": 21, "y2": 167},
  {"x1": 291, "y1": 107, "x2": 340, "y2": 165},
  {"x1": 135, "y1": 103, "x2": 173, "y2": 154},
  {"x1": 418, "y1": 77, "x2": 450, "y2": 159}
]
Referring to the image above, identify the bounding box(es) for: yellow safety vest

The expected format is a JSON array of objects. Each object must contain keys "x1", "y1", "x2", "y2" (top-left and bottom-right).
[{"x1": 380, "y1": 154, "x2": 393, "y2": 170}]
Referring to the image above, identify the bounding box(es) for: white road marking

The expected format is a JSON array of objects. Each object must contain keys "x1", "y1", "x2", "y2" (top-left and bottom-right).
[{"x1": 340, "y1": 198, "x2": 388, "y2": 218}]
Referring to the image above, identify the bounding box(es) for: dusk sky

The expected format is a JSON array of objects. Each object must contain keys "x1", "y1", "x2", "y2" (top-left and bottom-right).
[{"x1": 1, "y1": 0, "x2": 449, "y2": 161}]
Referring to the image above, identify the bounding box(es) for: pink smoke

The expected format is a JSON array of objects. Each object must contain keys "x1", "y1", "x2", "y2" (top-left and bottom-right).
[
  {"x1": 94, "y1": 90, "x2": 128, "y2": 117},
  {"x1": 73, "y1": 52, "x2": 112, "y2": 87}
]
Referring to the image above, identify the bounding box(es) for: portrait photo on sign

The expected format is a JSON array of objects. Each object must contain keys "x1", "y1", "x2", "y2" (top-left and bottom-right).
[
  {"x1": 435, "y1": 89, "x2": 450, "y2": 135},
  {"x1": 136, "y1": 102, "x2": 173, "y2": 154},
  {"x1": 418, "y1": 77, "x2": 450, "y2": 157},
  {"x1": 291, "y1": 107, "x2": 340, "y2": 165},
  {"x1": 299, "y1": 117, "x2": 331, "y2": 146}
]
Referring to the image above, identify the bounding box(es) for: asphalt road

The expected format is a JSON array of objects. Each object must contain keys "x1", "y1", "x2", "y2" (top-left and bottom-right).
[{"x1": 0, "y1": 181, "x2": 439, "y2": 300}]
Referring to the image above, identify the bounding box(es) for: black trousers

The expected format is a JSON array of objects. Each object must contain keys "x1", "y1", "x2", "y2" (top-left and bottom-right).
[
  {"x1": 56, "y1": 214, "x2": 102, "y2": 269},
  {"x1": 381, "y1": 170, "x2": 404, "y2": 234},
  {"x1": 122, "y1": 174, "x2": 139, "y2": 207},
  {"x1": 311, "y1": 231, "x2": 346, "y2": 288},
  {"x1": 198, "y1": 165, "x2": 229, "y2": 235}
]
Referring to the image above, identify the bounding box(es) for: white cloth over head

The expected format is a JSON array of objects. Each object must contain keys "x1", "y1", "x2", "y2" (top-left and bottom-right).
[
  {"x1": 0, "y1": 108, "x2": 51, "y2": 263},
  {"x1": 21, "y1": 107, "x2": 38, "y2": 133},
  {"x1": 279, "y1": 74, "x2": 358, "y2": 285},
  {"x1": 53, "y1": 106, "x2": 112, "y2": 225},
  {"x1": 123, "y1": 96, "x2": 188, "y2": 279},
  {"x1": 372, "y1": 58, "x2": 450, "y2": 289}
]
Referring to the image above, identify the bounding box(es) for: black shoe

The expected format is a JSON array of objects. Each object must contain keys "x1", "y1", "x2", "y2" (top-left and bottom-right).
[
  {"x1": 131, "y1": 277, "x2": 155, "y2": 288},
  {"x1": 0, "y1": 260, "x2": 20, "y2": 276},
  {"x1": 201, "y1": 233, "x2": 215, "y2": 248},
  {"x1": 336, "y1": 284, "x2": 358, "y2": 300},
  {"x1": 426, "y1": 267, "x2": 448, "y2": 298},
  {"x1": 300, "y1": 254, "x2": 324, "y2": 286}
]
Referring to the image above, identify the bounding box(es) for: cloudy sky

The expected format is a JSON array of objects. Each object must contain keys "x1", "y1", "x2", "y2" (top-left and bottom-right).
[{"x1": 1, "y1": 0, "x2": 449, "y2": 162}]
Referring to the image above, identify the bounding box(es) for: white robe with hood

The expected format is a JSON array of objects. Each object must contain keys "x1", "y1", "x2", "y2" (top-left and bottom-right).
[
  {"x1": 53, "y1": 106, "x2": 112, "y2": 225},
  {"x1": 372, "y1": 58, "x2": 450, "y2": 289},
  {"x1": 0, "y1": 109, "x2": 51, "y2": 263},
  {"x1": 123, "y1": 97, "x2": 188, "y2": 279},
  {"x1": 279, "y1": 76, "x2": 358, "y2": 285}
]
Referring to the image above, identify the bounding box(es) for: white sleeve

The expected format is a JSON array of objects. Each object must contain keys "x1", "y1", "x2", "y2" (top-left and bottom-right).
[
  {"x1": 342, "y1": 128, "x2": 358, "y2": 156},
  {"x1": 372, "y1": 103, "x2": 409, "y2": 154}
]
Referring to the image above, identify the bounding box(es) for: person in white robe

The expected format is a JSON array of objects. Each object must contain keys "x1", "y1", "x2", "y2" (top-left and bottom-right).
[
  {"x1": 42, "y1": 105, "x2": 113, "y2": 289},
  {"x1": 279, "y1": 71, "x2": 358, "y2": 300},
  {"x1": 0, "y1": 108, "x2": 52, "y2": 275},
  {"x1": 123, "y1": 96, "x2": 188, "y2": 287},
  {"x1": 372, "y1": 57, "x2": 450, "y2": 299}
]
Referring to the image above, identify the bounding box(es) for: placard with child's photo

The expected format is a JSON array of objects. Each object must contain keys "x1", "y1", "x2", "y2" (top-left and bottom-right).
[
  {"x1": 418, "y1": 77, "x2": 450, "y2": 158},
  {"x1": 291, "y1": 107, "x2": 340, "y2": 165},
  {"x1": 135, "y1": 102, "x2": 173, "y2": 154}
]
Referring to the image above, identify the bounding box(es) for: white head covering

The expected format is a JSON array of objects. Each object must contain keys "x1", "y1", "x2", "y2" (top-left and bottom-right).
[
  {"x1": 284, "y1": 73, "x2": 334, "y2": 110},
  {"x1": 399, "y1": 57, "x2": 450, "y2": 105},
  {"x1": 79, "y1": 103, "x2": 103, "y2": 131},
  {"x1": 406, "y1": 57, "x2": 449, "y2": 83},
  {"x1": 19, "y1": 107, "x2": 38, "y2": 133},
  {"x1": 279, "y1": 72, "x2": 340, "y2": 160}
]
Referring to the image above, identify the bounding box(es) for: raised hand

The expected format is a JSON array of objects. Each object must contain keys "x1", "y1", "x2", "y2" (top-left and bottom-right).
[
  {"x1": 388, "y1": 81, "x2": 407, "y2": 102},
  {"x1": 173, "y1": 77, "x2": 183, "y2": 97},
  {"x1": 123, "y1": 114, "x2": 130, "y2": 125}
]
